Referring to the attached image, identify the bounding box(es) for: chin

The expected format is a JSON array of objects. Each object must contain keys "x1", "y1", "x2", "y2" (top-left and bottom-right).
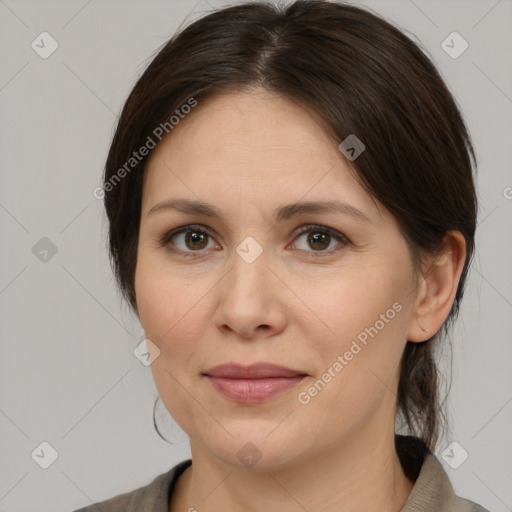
[{"x1": 197, "y1": 424, "x2": 308, "y2": 472}]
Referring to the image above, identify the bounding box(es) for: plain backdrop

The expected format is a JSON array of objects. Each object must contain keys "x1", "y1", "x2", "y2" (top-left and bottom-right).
[{"x1": 0, "y1": 1, "x2": 511, "y2": 511}]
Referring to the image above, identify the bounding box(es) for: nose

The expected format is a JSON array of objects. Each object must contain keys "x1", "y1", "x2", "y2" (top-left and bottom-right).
[{"x1": 212, "y1": 247, "x2": 287, "y2": 340}]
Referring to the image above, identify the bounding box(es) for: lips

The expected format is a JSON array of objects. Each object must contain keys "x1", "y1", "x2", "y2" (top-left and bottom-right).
[
  {"x1": 202, "y1": 362, "x2": 307, "y2": 379},
  {"x1": 202, "y1": 363, "x2": 308, "y2": 403}
]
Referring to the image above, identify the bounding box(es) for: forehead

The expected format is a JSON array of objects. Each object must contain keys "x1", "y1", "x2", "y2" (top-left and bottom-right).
[
  {"x1": 148, "y1": 90, "x2": 338, "y2": 167},
  {"x1": 141, "y1": 90, "x2": 380, "y2": 222}
]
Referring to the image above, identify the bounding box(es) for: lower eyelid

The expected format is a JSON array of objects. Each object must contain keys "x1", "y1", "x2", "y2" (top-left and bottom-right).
[{"x1": 162, "y1": 225, "x2": 348, "y2": 254}]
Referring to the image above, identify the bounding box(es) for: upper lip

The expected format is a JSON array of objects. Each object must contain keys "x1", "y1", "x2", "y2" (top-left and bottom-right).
[{"x1": 203, "y1": 363, "x2": 307, "y2": 379}]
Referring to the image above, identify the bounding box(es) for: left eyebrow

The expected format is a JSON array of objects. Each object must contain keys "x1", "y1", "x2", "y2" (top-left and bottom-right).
[
  {"x1": 274, "y1": 200, "x2": 371, "y2": 224},
  {"x1": 147, "y1": 198, "x2": 371, "y2": 224}
]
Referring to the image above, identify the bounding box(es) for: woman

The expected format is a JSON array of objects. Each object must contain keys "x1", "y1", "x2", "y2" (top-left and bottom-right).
[{"x1": 75, "y1": 0, "x2": 490, "y2": 510}]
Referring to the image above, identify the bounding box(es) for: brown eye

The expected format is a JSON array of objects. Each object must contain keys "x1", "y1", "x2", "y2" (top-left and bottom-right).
[
  {"x1": 291, "y1": 225, "x2": 349, "y2": 255},
  {"x1": 307, "y1": 231, "x2": 331, "y2": 251},
  {"x1": 162, "y1": 225, "x2": 219, "y2": 254},
  {"x1": 184, "y1": 231, "x2": 209, "y2": 250}
]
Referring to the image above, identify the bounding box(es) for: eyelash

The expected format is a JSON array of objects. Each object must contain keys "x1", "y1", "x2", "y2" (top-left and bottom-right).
[{"x1": 159, "y1": 224, "x2": 350, "y2": 258}]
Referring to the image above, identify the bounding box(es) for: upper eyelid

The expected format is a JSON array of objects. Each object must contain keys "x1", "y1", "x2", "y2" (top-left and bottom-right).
[
  {"x1": 163, "y1": 223, "x2": 348, "y2": 249},
  {"x1": 163, "y1": 224, "x2": 219, "y2": 244}
]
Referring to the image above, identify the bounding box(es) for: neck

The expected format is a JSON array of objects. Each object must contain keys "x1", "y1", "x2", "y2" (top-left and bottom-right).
[{"x1": 170, "y1": 428, "x2": 414, "y2": 512}]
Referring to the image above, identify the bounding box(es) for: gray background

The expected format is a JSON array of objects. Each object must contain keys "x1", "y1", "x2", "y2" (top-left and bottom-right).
[{"x1": 0, "y1": 0, "x2": 511, "y2": 511}]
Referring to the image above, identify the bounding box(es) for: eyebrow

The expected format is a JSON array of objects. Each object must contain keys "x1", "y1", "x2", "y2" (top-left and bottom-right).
[{"x1": 147, "y1": 198, "x2": 371, "y2": 223}]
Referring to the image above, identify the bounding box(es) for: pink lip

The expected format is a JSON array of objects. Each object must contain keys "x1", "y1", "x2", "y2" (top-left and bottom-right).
[
  {"x1": 203, "y1": 363, "x2": 308, "y2": 403},
  {"x1": 203, "y1": 362, "x2": 306, "y2": 379}
]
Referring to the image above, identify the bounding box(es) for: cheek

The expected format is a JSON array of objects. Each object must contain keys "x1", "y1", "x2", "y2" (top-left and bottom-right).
[
  {"x1": 135, "y1": 265, "x2": 170, "y2": 340},
  {"x1": 136, "y1": 247, "x2": 186, "y2": 332},
  {"x1": 135, "y1": 275, "x2": 224, "y2": 446},
  {"x1": 298, "y1": 261, "x2": 408, "y2": 343},
  {"x1": 134, "y1": 252, "x2": 213, "y2": 369},
  {"x1": 298, "y1": 262, "x2": 411, "y2": 394},
  {"x1": 294, "y1": 294, "x2": 408, "y2": 440}
]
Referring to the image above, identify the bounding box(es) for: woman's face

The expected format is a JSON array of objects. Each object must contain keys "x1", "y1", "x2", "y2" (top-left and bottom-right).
[{"x1": 135, "y1": 89, "x2": 420, "y2": 469}]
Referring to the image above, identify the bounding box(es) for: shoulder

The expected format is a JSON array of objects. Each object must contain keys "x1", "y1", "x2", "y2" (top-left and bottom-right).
[
  {"x1": 406, "y1": 453, "x2": 491, "y2": 512},
  {"x1": 396, "y1": 435, "x2": 490, "y2": 512},
  {"x1": 72, "y1": 459, "x2": 192, "y2": 512}
]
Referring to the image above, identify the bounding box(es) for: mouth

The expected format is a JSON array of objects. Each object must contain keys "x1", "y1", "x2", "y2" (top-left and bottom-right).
[{"x1": 202, "y1": 363, "x2": 308, "y2": 403}]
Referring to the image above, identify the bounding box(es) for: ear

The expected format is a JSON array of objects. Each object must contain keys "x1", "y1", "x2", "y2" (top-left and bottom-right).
[{"x1": 407, "y1": 231, "x2": 467, "y2": 342}]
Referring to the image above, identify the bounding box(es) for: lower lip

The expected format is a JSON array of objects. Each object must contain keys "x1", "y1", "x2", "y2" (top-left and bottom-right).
[{"x1": 205, "y1": 376, "x2": 306, "y2": 403}]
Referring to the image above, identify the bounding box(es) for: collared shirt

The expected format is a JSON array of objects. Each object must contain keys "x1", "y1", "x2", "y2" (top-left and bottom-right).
[{"x1": 73, "y1": 435, "x2": 490, "y2": 511}]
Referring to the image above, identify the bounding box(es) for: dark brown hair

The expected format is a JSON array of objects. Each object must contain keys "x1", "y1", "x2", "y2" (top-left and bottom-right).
[{"x1": 103, "y1": 0, "x2": 477, "y2": 451}]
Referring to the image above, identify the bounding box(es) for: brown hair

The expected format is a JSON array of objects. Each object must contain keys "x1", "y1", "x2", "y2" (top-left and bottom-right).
[{"x1": 103, "y1": 0, "x2": 477, "y2": 451}]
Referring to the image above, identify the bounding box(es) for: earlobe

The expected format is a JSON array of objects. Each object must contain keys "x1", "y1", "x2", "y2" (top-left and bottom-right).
[{"x1": 407, "y1": 231, "x2": 466, "y2": 343}]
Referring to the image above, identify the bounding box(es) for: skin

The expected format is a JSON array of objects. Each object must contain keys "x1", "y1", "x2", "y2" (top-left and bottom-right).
[{"x1": 134, "y1": 89, "x2": 466, "y2": 512}]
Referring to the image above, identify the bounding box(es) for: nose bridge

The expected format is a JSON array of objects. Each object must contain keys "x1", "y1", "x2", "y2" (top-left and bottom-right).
[
  {"x1": 212, "y1": 235, "x2": 285, "y2": 337},
  {"x1": 228, "y1": 235, "x2": 268, "y2": 297}
]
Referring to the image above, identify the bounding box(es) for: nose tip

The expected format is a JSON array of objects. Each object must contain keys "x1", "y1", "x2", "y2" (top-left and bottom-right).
[
  {"x1": 212, "y1": 249, "x2": 287, "y2": 340},
  {"x1": 221, "y1": 322, "x2": 272, "y2": 340}
]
